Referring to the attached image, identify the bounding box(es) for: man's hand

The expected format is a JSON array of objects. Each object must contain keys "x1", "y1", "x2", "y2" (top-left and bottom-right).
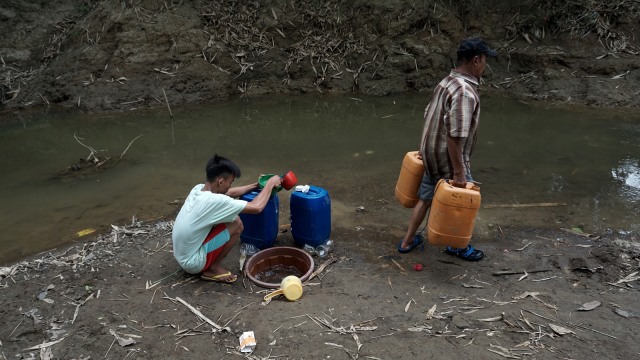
[
  {"x1": 265, "y1": 175, "x2": 282, "y2": 188},
  {"x1": 450, "y1": 173, "x2": 467, "y2": 188}
]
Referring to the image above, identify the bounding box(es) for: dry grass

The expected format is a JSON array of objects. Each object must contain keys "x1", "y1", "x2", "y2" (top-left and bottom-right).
[{"x1": 503, "y1": 0, "x2": 640, "y2": 53}]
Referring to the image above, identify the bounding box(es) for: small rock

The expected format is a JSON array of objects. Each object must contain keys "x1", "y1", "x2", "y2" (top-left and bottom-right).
[
  {"x1": 614, "y1": 308, "x2": 639, "y2": 318},
  {"x1": 577, "y1": 300, "x2": 601, "y2": 311},
  {"x1": 451, "y1": 315, "x2": 470, "y2": 329}
]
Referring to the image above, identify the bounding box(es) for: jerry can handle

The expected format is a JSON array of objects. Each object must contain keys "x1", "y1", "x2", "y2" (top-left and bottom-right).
[{"x1": 442, "y1": 179, "x2": 480, "y2": 192}]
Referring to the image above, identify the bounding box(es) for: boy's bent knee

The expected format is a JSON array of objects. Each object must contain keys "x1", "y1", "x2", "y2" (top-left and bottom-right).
[{"x1": 228, "y1": 217, "x2": 244, "y2": 235}]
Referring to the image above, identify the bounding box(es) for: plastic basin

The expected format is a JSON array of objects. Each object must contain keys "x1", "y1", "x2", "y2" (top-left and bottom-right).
[{"x1": 244, "y1": 246, "x2": 314, "y2": 288}]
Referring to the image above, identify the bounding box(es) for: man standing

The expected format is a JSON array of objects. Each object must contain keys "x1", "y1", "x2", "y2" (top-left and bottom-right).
[
  {"x1": 172, "y1": 154, "x2": 281, "y2": 283},
  {"x1": 397, "y1": 38, "x2": 497, "y2": 261}
]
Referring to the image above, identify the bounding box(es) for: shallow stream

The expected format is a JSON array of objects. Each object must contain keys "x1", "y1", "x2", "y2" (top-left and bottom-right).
[{"x1": 1, "y1": 94, "x2": 638, "y2": 264}]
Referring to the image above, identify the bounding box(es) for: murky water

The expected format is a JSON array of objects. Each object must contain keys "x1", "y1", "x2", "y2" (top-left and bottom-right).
[
  {"x1": 1, "y1": 94, "x2": 638, "y2": 264},
  {"x1": 255, "y1": 264, "x2": 303, "y2": 284}
]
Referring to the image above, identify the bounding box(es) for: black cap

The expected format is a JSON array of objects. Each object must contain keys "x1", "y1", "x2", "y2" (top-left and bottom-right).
[{"x1": 457, "y1": 38, "x2": 498, "y2": 58}]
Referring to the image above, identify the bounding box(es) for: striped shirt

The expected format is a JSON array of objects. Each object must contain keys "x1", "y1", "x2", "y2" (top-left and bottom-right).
[{"x1": 419, "y1": 70, "x2": 480, "y2": 179}]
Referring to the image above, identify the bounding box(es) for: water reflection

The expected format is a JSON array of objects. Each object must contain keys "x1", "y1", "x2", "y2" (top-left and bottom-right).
[
  {"x1": 612, "y1": 158, "x2": 640, "y2": 202},
  {"x1": 550, "y1": 174, "x2": 565, "y2": 192}
]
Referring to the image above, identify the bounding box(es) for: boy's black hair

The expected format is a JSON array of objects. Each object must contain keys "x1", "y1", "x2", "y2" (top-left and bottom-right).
[{"x1": 205, "y1": 154, "x2": 241, "y2": 182}]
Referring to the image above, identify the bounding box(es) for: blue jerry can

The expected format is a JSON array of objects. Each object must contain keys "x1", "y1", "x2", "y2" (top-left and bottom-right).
[
  {"x1": 239, "y1": 191, "x2": 279, "y2": 249},
  {"x1": 290, "y1": 185, "x2": 331, "y2": 247}
]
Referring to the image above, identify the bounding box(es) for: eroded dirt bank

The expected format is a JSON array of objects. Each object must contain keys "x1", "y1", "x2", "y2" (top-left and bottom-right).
[{"x1": 1, "y1": 0, "x2": 640, "y2": 116}]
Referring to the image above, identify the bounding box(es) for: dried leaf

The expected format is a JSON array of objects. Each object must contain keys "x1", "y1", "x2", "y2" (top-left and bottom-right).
[
  {"x1": 76, "y1": 228, "x2": 96, "y2": 237},
  {"x1": 391, "y1": 259, "x2": 406, "y2": 272},
  {"x1": 109, "y1": 329, "x2": 136, "y2": 347},
  {"x1": 24, "y1": 308, "x2": 42, "y2": 324},
  {"x1": 351, "y1": 333, "x2": 362, "y2": 351},
  {"x1": 613, "y1": 271, "x2": 640, "y2": 285},
  {"x1": 512, "y1": 292, "x2": 557, "y2": 309},
  {"x1": 22, "y1": 337, "x2": 67, "y2": 351},
  {"x1": 611, "y1": 70, "x2": 630, "y2": 80},
  {"x1": 520, "y1": 310, "x2": 535, "y2": 330},
  {"x1": 549, "y1": 323, "x2": 575, "y2": 335},
  {"x1": 462, "y1": 283, "x2": 484, "y2": 288},
  {"x1": 0, "y1": 265, "x2": 18, "y2": 278},
  {"x1": 518, "y1": 270, "x2": 529, "y2": 282},
  {"x1": 560, "y1": 227, "x2": 598, "y2": 238},
  {"x1": 352, "y1": 325, "x2": 377, "y2": 331},
  {"x1": 478, "y1": 313, "x2": 504, "y2": 322},
  {"x1": 488, "y1": 344, "x2": 520, "y2": 359},
  {"x1": 36, "y1": 284, "x2": 55, "y2": 301},
  {"x1": 404, "y1": 300, "x2": 411, "y2": 312},
  {"x1": 408, "y1": 325, "x2": 432, "y2": 332},
  {"x1": 425, "y1": 304, "x2": 437, "y2": 320},
  {"x1": 117, "y1": 337, "x2": 136, "y2": 347},
  {"x1": 40, "y1": 346, "x2": 53, "y2": 360},
  {"x1": 513, "y1": 291, "x2": 541, "y2": 300},
  {"x1": 577, "y1": 300, "x2": 601, "y2": 311}
]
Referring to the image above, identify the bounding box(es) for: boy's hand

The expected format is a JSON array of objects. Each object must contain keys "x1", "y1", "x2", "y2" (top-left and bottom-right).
[{"x1": 266, "y1": 175, "x2": 282, "y2": 188}]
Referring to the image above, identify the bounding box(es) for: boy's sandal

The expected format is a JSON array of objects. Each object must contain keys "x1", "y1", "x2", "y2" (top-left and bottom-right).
[
  {"x1": 445, "y1": 245, "x2": 484, "y2": 261},
  {"x1": 398, "y1": 235, "x2": 425, "y2": 254},
  {"x1": 200, "y1": 272, "x2": 238, "y2": 283}
]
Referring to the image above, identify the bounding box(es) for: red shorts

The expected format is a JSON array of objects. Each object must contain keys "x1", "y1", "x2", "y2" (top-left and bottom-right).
[{"x1": 201, "y1": 223, "x2": 230, "y2": 273}]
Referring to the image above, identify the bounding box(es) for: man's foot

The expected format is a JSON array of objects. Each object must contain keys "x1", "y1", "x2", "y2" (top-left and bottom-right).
[
  {"x1": 200, "y1": 271, "x2": 238, "y2": 283},
  {"x1": 398, "y1": 235, "x2": 424, "y2": 254},
  {"x1": 445, "y1": 245, "x2": 484, "y2": 261}
]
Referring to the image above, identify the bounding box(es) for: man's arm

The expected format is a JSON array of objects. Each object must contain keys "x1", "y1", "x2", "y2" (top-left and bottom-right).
[
  {"x1": 226, "y1": 183, "x2": 258, "y2": 198},
  {"x1": 447, "y1": 135, "x2": 467, "y2": 188},
  {"x1": 242, "y1": 176, "x2": 282, "y2": 214}
]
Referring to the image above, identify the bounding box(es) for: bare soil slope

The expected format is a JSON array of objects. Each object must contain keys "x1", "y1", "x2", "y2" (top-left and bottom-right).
[{"x1": 2, "y1": 0, "x2": 640, "y2": 115}]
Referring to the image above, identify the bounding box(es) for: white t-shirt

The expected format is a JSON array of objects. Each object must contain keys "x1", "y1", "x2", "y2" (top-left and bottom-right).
[{"x1": 172, "y1": 184, "x2": 247, "y2": 274}]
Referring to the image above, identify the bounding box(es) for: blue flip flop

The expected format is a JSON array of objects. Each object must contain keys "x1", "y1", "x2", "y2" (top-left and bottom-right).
[
  {"x1": 445, "y1": 245, "x2": 484, "y2": 261},
  {"x1": 398, "y1": 235, "x2": 424, "y2": 254}
]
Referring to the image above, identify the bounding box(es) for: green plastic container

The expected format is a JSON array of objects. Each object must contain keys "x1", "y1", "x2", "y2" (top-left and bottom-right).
[{"x1": 258, "y1": 174, "x2": 282, "y2": 195}]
